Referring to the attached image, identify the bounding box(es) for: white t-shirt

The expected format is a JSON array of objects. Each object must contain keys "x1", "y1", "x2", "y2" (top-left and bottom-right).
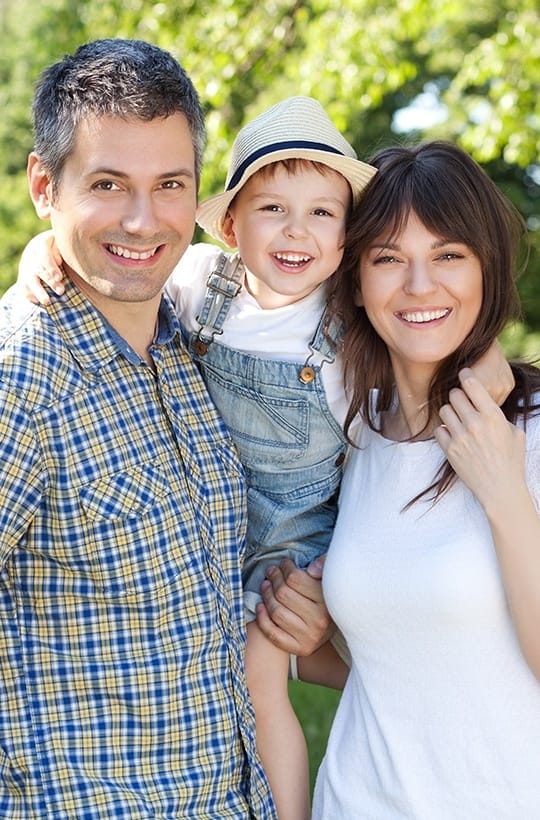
[
  {"x1": 313, "y1": 403, "x2": 540, "y2": 820},
  {"x1": 166, "y1": 242, "x2": 350, "y2": 427}
]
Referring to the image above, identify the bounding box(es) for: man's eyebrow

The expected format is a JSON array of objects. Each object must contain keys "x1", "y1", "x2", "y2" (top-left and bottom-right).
[{"x1": 89, "y1": 166, "x2": 195, "y2": 179}]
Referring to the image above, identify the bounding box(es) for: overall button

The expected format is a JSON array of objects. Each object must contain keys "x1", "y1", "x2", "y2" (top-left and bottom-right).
[
  {"x1": 334, "y1": 452, "x2": 346, "y2": 467},
  {"x1": 299, "y1": 366, "x2": 316, "y2": 384},
  {"x1": 193, "y1": 340, "x2": 208, "y2": 356}
]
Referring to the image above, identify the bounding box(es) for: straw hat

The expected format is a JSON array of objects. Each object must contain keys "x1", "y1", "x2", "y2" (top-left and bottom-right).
[{"x1": 196, "y1": 96, "x2": 377, "y2": 242}]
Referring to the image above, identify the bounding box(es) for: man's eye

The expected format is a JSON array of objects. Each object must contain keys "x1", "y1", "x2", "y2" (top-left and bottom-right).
[
  {"x1": 93, "y1": 180, "x2": 120, "y2": 191},
  {"x1": 161, "y1": 180, "x2": 184, "y2": 190}
]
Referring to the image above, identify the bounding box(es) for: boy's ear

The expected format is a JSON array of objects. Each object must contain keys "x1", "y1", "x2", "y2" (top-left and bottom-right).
[
  {"x1": 221, "y1": 212, "x2": 238, "y2": 249},
  {"x1": 27, "y1": 153, "x2": 53, "y2": 220}
]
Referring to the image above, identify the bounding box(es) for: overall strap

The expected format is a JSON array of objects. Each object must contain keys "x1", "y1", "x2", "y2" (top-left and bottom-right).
[
  {"x1": 193, "y1": 252, "x2": 245, "y2": 353},
  {"x1": 299, "y1": 304, "x2": 344, "y2": 384}
]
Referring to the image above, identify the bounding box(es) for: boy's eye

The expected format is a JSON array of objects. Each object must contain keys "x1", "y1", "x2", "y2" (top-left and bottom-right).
[{"x1": 260, "y1": 204, "x2": 283, "y2": 212}]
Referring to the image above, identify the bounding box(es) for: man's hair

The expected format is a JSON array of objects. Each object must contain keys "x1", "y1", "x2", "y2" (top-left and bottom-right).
[{"x1": 32, "y1": 38, "x2": 206, "y2": 191}]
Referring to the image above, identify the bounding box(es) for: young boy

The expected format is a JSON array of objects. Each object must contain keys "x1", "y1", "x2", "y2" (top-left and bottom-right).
[{"x1": 18, "y1": 97, "x2": 512, "y2": 819}]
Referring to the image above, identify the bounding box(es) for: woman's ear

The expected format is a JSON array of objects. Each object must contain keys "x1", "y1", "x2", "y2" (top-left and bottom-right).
[
  {"x1": 221, "y1": 212, "x2": 238, "y2": 249},
  {"x1": 27, "y1": 153, "x2": 53, "y2": 220},
  {"x1": 354, "y1": 287, "x2": 363, "y2": 306}
]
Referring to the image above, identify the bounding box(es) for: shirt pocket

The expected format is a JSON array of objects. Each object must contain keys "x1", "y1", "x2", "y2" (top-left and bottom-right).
[{"x1": 78, "y1": 463, "x2": 182, "y2": 597}]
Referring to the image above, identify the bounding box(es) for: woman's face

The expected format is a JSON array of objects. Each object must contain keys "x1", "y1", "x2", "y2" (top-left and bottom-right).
[{"x1": 358, "y1": 210, "x2": 483, "y2": 383}]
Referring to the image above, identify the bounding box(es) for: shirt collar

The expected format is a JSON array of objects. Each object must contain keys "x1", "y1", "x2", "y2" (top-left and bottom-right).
[{"x1": 45, "y1": 277, "x2": 180, "y2": 372}]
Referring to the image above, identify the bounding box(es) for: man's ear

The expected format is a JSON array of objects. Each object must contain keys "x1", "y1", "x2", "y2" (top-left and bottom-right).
[
  {"x1": 221, "y1": 212, "x2": 238, "y2": 249},
  {"x1": 27, "y1": 153, "x2": 53, "y2": 220}
]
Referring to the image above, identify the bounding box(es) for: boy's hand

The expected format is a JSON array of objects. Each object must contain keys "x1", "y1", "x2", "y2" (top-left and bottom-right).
[
  {"x1": 468, "y1": 340, "x2": 514, "y2": 406},
  {"x1": 17, "y1": 230, "x2": 65, "y2": 305}
]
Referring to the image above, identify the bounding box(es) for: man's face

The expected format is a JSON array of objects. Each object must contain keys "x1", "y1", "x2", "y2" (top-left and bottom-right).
[{"x1": 28, "y1": 113, "x2": 197, "y2": 315}]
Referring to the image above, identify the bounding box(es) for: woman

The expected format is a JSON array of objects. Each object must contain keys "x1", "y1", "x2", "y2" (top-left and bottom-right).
[{"x1": 312, "y1": 141, "x2": 540, "y2": 819}]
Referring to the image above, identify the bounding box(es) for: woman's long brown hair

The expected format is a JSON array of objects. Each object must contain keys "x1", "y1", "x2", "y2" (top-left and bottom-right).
[{"x1": 330, "y1": 140, "x2": 540, "y2": 504}]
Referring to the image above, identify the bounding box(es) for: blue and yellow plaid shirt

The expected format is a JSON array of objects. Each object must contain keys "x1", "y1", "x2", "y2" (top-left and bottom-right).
[{"x1": 0, "y1": 281, "x2": 276, "y2": 818}]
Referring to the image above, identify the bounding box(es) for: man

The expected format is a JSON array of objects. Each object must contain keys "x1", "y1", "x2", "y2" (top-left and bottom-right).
[{"x1": 0, "y1": 39, "x2": 328, "y2": 817}]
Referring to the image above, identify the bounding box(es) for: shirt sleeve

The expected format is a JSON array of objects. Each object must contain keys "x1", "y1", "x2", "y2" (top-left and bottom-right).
[{"x1": 0, "y1": 384, "x2": 45, "y2": 565}]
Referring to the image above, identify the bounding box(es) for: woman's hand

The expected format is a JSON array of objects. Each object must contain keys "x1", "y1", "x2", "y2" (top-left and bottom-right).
[
  {"x1": 256, "y1": 556, "x2": 335, "y2": 656},
  {"x1": 435, "y1": 367, "x2": 525, "y2": 512}
]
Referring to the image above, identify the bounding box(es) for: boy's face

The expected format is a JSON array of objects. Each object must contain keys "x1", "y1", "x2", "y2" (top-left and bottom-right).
[{"x1": 222, "y1": 163, "x2": 351, "y2": 309}]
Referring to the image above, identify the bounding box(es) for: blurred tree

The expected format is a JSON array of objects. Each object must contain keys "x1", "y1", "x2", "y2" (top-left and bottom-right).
[{"x1": 1, "y1": 0, "x2": 539, "y2": 335}]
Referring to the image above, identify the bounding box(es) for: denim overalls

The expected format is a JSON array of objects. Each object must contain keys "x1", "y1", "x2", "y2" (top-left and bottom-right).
[{"x1": 188, "y1": 252, "x2": 347, "y2": 617}]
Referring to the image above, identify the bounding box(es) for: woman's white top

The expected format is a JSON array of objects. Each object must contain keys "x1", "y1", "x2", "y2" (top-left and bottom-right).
[{"x1": 313, "y1": 402, "x2": 540, "y2": 820}]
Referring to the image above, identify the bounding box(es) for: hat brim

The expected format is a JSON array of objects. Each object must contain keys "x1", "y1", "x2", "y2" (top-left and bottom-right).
[{"x1": 196, "y1": 147, "x2": 377, "y2": 243}]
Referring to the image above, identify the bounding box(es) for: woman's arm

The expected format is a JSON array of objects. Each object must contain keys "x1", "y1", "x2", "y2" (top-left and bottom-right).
[{"x1": 436, "y1": 368, "x2": 540, "y2": 680}]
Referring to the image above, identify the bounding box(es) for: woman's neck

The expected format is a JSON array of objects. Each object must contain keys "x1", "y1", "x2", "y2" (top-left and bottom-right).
[{"x1": 382, "y1": 369, "x2": 434, "y2": 441}]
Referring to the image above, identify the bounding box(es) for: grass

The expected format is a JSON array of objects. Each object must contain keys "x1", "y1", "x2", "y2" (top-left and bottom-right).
[{"x1": 289, "y1": 681, "x2": 342, "y2": 791}]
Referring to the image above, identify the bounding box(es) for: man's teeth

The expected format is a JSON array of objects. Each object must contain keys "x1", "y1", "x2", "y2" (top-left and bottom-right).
[
  {"x1": 108, "y1": 244, "x2": 157, "y2": 260},
  {"x1": 400, "y1": 309, "x2": 449, "y2": 323},
  {"x1": 274, "y1": 252, "x2": 311, "y2": 264}
]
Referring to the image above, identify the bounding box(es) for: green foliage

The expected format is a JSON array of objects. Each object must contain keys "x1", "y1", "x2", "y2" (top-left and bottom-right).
[
  {"x1": 289, "y1": 681, "x2": 341, "y2": 790},
  {"x1": 1, "y1": 0, "x2": 539, "y2": 340},
  {"x1": 501, "y1": 321, "x2": 540, "y2": 363}
]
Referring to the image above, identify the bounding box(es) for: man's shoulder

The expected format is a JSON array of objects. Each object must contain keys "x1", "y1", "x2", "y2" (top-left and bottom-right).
[
  {"x1": 0, "y1": 291, "x2": 78, "y2": 405},
  {"x1": 0, "y1": 286, "x2": 42, "y2": 340}
]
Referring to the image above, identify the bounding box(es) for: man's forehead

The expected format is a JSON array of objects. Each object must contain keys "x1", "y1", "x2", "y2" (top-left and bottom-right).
[{"x1": 70, "y1": 112, "x2": 196, "y2": 178}]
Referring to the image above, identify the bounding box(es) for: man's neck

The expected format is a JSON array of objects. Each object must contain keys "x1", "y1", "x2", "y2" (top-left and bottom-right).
[
  {"x1": 105, "y1": 305, "x2": 160, "y2": 369},
  {"x1": 68, "y1": 274, "x2": 162, "y2": 368}
]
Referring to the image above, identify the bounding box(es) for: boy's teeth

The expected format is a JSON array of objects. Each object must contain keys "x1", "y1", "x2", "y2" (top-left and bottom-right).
[
  {"x1": 109, "y1": 244, "x2": 157, "y2": 260},
  {"x1": 275, "y1": 252, "x2": 311, "y2": 263},
  {"x1": 400, "y1": 309, "x2": 449, "y2": 323}
]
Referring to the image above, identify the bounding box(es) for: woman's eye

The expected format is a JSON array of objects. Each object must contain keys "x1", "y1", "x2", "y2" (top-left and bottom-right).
[{"x1": 438, "y1": 252, "x2": 463, "y2": 261}]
